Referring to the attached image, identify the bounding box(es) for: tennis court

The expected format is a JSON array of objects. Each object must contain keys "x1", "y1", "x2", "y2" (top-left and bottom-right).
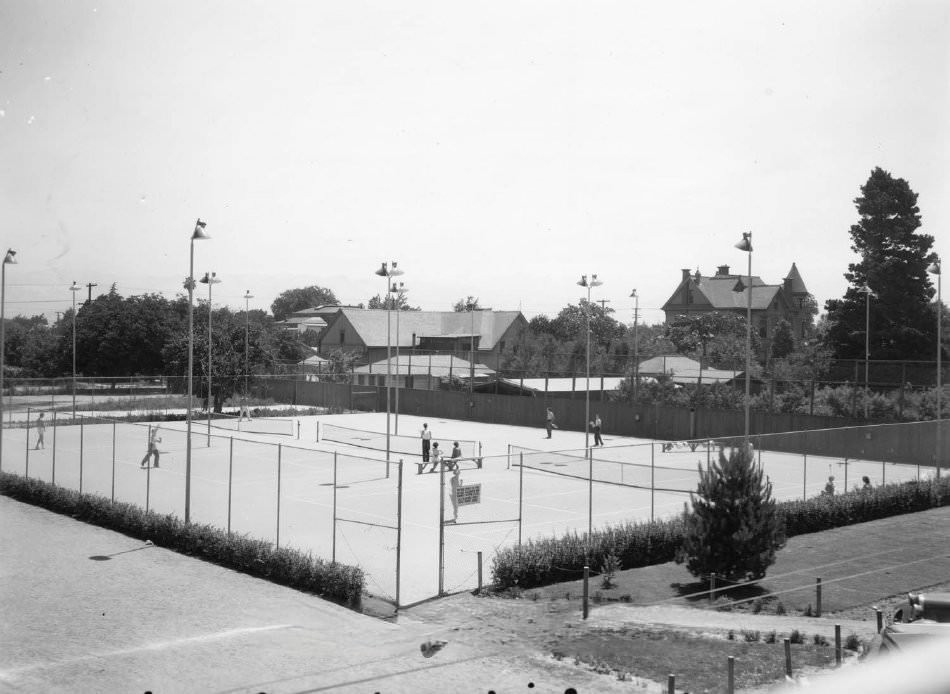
[{"x1": 0, "y1": 410, "x2": 931, "y2": 607}]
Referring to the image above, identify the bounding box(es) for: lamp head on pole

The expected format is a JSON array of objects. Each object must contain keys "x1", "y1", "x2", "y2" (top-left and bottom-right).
[
  {"x1": 69, "y1": 281, "x2": 81, "y2": 293},
  {"x1": 199, "y1": 272, "x2": 221, "y2": 285},
  {"x1": 375, "y1": 261, "x2": 388, "y2": 277},
  {"x1": 3, "y1": 249, "x2": 16, "y2": 265},
  {"x1": 243, "y1": 290, "x2": 254, "y2": 300},
  {"x1": 577, "y1": 274, "x2": 603, "y2": 289},
  {"x1": 389, "y1": 261, "x2": 403, "y2": 278},
  {"x1": 629, "y1": 289, "x2": 637, "y2": 299},
  {"x1": 192, "y1": 219, "x2": 210, "y2": 241},
  {"x1": 734, "y1": 232, "x2": 752, "y2": 253},
  {"x1": 928, "y1": 259, "x2": 941, "y2": 276},
  {"x1": 858, "y1": 284, "x2": 876, "y2": 298},
  {"x1": 391, "y1": 281, "x2": 407, "y2": 295}
]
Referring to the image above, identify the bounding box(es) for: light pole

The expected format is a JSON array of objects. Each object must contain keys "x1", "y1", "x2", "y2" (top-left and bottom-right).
[
  {"x1": 243, "y1": 290, "x2": 254, "y2": 399},
  {"x1": 199, "y1": 271, "x2": 221, "y2": 445},
  {"x1": 630, "y1": 289, "x2": 639, "y2": 402},
  {"x1": 69, "y1": 281, "x2": 81, "y2": 418},
  {"x1": 0, "y1": 249, "x2": 16, "y2": 470},
  {"x1": 392, "y1": 281, "x2": 407, "y2": 434},
  {"x1": 858, "y1": 284, "x2": 875, "y2": 420},
  {"x1": 185, "y1": 219, "x2": 210, "y2": 524},
  {"x1": 375, "y1": 261, "x2": 403, "y2": 461},
  {"x1": 929, "y1": 259, "x2": 941, "y2": 478},
  {"x1": 735, "y1": 232, "x2": 753, "y2": 442},
  {"x1": 577, "y1": 274, "x2": 603, "y2": 449}
]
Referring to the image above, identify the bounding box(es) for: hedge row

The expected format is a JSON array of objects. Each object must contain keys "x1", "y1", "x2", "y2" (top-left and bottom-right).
[
  {"x1": 0, "y1": 472, "x2": 364, "y2": 609},
  {"x1": 492, "y1": 475, "x2": 950, "y2": 590}
]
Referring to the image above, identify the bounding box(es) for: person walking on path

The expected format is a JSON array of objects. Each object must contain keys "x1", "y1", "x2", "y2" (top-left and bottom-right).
[
  {"x1": 238, "y1": 396, "x2": 252, "y2": 422},
  {"x1": 140, "y1": 425, "x2": 162, "y2": 468},
  {"x1": 823, "y1": 475, "x2": 835, "y2": 496},
  {"x1": 427, "y1": 441, "x2": 443, "y2": 473},
  {"x1": 593, "y1": 414, "x2": 603, "y2": 446},
  {"x1": 545, "y1": 407, "x2": 556, "y2": 438},
  {"x1": 34, "y1": 412, "x2": 46, "y2": 450},
  {"x1": 421, "y1": 423, "x2": 432, "y2": 462},
  {"x1": 449, "y1": 441, "x2": 462, "y2": 470}
]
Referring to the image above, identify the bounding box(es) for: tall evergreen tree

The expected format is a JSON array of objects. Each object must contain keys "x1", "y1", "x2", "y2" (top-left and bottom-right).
[
  {"x1": 824, "y1": 167, "x2": 936, "y2": 360},
  {"x1": 677, "y1": 445, "x2": 785, "y2": 582}
]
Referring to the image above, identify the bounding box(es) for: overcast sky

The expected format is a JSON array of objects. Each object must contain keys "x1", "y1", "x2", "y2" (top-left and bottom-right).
[{"x1": 2, "y1": 0, "x2": 948, "y2": 326}]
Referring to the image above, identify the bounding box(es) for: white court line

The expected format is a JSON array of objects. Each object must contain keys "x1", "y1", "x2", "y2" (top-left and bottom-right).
[{"x1": 0, "y1": 624, "x2": 295, "y2": 678}]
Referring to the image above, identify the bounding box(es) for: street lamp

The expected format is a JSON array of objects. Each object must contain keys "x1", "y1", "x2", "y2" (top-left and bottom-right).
[
  {"x1": 858, "y1": 284, "x2": 875, "y2": 420},
  {"x1": 928, "y1": 259, "x2": 941, "y2": 478},
  {"x1": 0, "y1": 249, "x2": 16, "y2": 471},
  {"x1": 70, "y1": 281, "x2": 81, "y2": 418},
  {"x1": 734, "y1": 232, "x2": 753, "y2": 442},
  {"x1": 630, "y1": 289, "x2": 639, "y2": 402},
  {"x1": 243, "y1": 290, "x2": 254, "y2": 399},
  {"x1": 374, "y1": 261, "x2": 403, "y2": 462},
  {"x1": 392, "y1": 281, "x2": 407, "y2": 434},
  {"x1": 185, "y1": 219, "x2": 210, "y2": 524},
  {"x1": 199, "y1": 271, "x2": 221, "y2": 445},
  {"x1": 577, "y1": 274, "x2": 603, "y2": 449}
]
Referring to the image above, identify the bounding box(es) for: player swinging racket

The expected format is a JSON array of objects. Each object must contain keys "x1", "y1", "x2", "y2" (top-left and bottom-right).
[{"x1": 140, "y1": 425, "x2": 162, "y2": 468}]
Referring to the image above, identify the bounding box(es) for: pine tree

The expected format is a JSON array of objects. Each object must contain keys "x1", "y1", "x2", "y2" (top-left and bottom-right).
[
  {"x1": 824, "y1": 167, "x2": 937, "y2": 360},
  {"x1": 677, "y1": 445, "x2": 785, "y2": 582}
]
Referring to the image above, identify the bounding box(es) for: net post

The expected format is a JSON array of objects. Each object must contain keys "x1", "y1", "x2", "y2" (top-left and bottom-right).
[
  {"x1": 507, "y1": 443, "x2": 511, "y2": 470},
  {"x1": 332, "y1": 451, "x2": 338, "y2": 563},
  {"x1": 395, "y1": 458, "x2": 404, "y2": 611},
  {"x1": 835, "y1": 624, "x2": 842, "y2": 666},
  {"x1": 587, "y1": 446, "x2": 593, "y2": 538},
  {"x1": 79, "y1": 415, "x2": 84, "y2": 494},
  {"x1": 518, "y1": 452, "x2": 524, "y2": 546},
  {"x1": 582, "y1": 565, "x2": 589, "y2": 619},
  {"x1": 111, "y1": 419, "x2": 116, "y2": 503},
  {"x1": 227, "y1": 437, "x2": 234, "y2": 535},
  {"x1": 315, "y1": 419, "x2": 321, "y2": 442},
  {"x1": 816, "y1": 577, "x2": 822, "y2": 617},
  {"x1": 727, "y1": 656, "x2": 735, "y2": 694},
  {"x1": 276, "y1": 443, "x2": 282, "y2": 549},
  {"x1": 145, "y1": 444, "x2": 151, "y2": 515},
  {"x1": 25, "y1": 406, "x2": 30, "y2": 478},
  {"x1": 477, "y1": 550, "x2": 483, "y2": 594},
  {"x1": 844, "y1": 458, "x2": 849, "y2": 492},
  {"x1": 784, "y1": 638, "x2": 792, "y2": 677},
  {"x1": 51, "y1": 411, "x2": 57, "y2": 485},
  {"x1": 438, "y1": 457, "x2": 446, "y2": 596}
]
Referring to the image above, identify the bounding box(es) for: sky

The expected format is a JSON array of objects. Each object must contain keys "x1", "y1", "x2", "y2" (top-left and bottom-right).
[{"x1": 1, "y1": 0, "x2": 948, "y2": 327}]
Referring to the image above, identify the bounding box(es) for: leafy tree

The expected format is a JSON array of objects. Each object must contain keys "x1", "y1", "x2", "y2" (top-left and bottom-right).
[
  {"x1": 3, "y1": 315, "x2": 59, "y2": 377},
  {"x1": 770, "y1": 319, "x2": 795, "y2": 360},
  {"x1": 677, "y1": 445, "x2": 785, "y2": 582},
  {"x1": 366, "y1": 293, "x2": 419, "y2": 311},
  {"x1": 824, "y1": 167, "x2": 936, "y2": 360},
  {"x1": 667, "y1": 312, "x2": 760, "y2": 371},
  {"x1": 270, "y1": 286, "x2": 338, "y2": 321},
  {"x1": 453, "y1": 296, "x2": 482, "y2": 312}
]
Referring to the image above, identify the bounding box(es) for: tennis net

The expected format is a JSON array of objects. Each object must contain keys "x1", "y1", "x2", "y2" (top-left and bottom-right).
[
  {"x1": 319, "y1": 421, "x2": 480, "y2": 459},
  {"x1": 206, "y1": 412, "x2": 296, "y2": 437}
]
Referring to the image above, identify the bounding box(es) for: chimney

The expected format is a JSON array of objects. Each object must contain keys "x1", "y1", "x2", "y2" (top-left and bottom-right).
[
  {"x1": 717, "y1": 265, "x2": 730, "y2": 276},
  {"x1": 681, "y1": 268, "x2": 691, "y2": 282},
  {"x1": 784, "y1": 277, "x2": 792, "y2": 292}
]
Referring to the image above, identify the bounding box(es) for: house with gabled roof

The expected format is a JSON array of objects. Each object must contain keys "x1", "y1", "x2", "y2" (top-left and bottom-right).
[
  {"x1": 661, "y1": 263, "x2": 812, "y2": 350},
  {"x1": 276, "y1": 304, "x2": 361, "y2": 336},
  {"x1": 317, "y1": 308, "x2": 529, "y2": 365}
]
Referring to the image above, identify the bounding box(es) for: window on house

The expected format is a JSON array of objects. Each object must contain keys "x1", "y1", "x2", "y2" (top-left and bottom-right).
[
  {"x1": 499, "y1": 340, "x2": 506, "y2": 352},
  {"x1": 339, "y1": 329, "x2": 345, "y2": 344}
]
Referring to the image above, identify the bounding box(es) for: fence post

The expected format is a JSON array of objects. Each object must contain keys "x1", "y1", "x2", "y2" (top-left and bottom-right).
[
  {"x1": 227, "y1": 437, "x2": 233, "y2": 535},
  {"x1": 875, "y1": 608, "x2": 883, "y2": 633},
  {"x1": 51, "y1": 411, "x2": 57, "y2": 485},
  {"x1": 816, "y1": 577, "x2": 822, "y2": 617},
  {"x1": 477, "y1": 551, "x2": 483, "y2": 594},
  {"x1": 145, "y1": 450, "x2": 151, "y2": 515},
  {"x1": 784, "y1": 638, "x2": 792, "y2": 678},
  {"x1": 587, "y1": 447, "x2": 593, "y2": 539},
  {"x1": 438, "y1": 458, "x2": 446, "y2": 596},
  {"x1": 835, "y1": 624, "x2": 842, "y2": 666},
  {"x1": 111, "y1": 419, "x2": 116, "y2": 503},
  {"x1": 582, "y1": 565, "x2": 590, "y2": 619},
  {"x1": 332, "y1": 452, "x2": 338, "y2": 563},
  {"x1": 25, "y1": 407, "x2": 30, "y2": 477},
  {"x1": 79, "y1": 415, "x2": 84, "y2": 494},
  {"x1": 650, "y1": 441, "x2": 655, "y2": 522},
  {"x1": 518, "y1": 452, "x2": 524, "y2": 547},
  {"x1": 844, "y1": 458, "x2": 849, "y2": 493},
  {"x1": 276, "y1": 444, "x2": 282, "y2": 548},
  {"x1": 709, "y1": 573, "x2": 717, "y2": 603},
  {"x1": 667, "y1": 674, "x2": 675, "y2": 694},
  {"x1": 396, "y1": 459, "x2": 404, "y2": 610},
  {"x1": 727, "y1": 656, "x2": 735, "y2": 694}
]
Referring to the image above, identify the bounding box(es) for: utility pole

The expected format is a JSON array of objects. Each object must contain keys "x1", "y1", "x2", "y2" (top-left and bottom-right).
[
  {"x1": 597, "y1": 298, "x2": 611, "y2": 311},
  {"x1": 85, "y1": 282, "x2": 98, "y2": 304}
]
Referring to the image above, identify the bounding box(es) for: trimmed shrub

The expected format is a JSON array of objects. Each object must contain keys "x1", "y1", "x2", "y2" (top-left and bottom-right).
[
  {"x1": 491, "y1": 474, "x2": 950, "y2": 590},
  {"x1": 0, "y1": 472, "x2": 363, "y2": 609}
]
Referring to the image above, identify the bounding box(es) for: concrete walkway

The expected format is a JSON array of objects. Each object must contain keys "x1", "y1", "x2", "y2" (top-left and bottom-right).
[{"x1": 0, "y1": 496, "x2": 635, "y2": 693}]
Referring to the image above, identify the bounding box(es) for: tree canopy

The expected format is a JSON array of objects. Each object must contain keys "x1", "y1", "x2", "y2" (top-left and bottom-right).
[
  {"x1": 824, "y1": 167, "x2": 936, "y2": 360},
  {"x1": 453, "y1": 296, "x2": 482, "y2": 312},
  {"x1": 270, "y1": 286, "x2": 338, "y2": 321}
]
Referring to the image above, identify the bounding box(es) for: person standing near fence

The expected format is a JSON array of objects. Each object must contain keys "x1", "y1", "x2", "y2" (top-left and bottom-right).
[
  {"x1": 450, "y1": 441, "x2": 462, "y2": 470},
  {"x1": 448, "y1": 466, "x2": 461, "y2": 523},
  {"x1": 140, "y1": 425, "x2": 162, "y2": 468},
  {"x1": 593, "y1": 414, "x2": 603, "y2": 446},
  {"x1": 545, "y1": 407, "x2": 556, "y2": 438},
  {"x1": 34, "y1": 412, "x2": 46, "y2": 450},
  {"x1": 421, "y1": 423, "x2": 432, "y2": 462}
]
